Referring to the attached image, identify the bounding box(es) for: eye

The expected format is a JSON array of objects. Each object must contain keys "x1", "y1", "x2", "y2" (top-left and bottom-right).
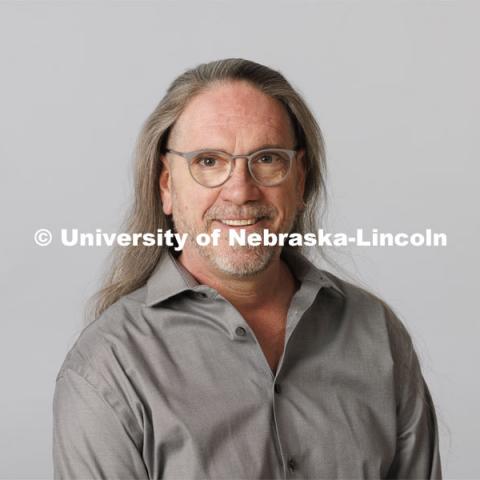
[
  {"x1": 257, "y1": 154, "x2": 275, "y2": 164},
  {"x1": 192, "y1": 153, "x2": 225, "y2": 169},
  {"x1": 254, "y1": 152, "x2": 284, "y2": 165},
  {"x1": 198, "y1": 156, "x2": 217, "y2": 167}
]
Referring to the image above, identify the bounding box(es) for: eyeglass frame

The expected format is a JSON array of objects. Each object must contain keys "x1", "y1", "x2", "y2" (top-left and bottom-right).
[{"x1": 164, "y1": 147, "x2": 299, "y2": 188}]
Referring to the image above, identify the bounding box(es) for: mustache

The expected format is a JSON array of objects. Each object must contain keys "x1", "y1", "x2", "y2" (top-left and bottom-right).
[{"x1": 205, "y1": 203, "x2": 277, "y2": 221}]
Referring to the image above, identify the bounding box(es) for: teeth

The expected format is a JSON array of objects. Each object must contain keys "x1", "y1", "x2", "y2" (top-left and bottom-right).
[{"x1": 221, "y1": 218, "x2": 257, "y2": 226}]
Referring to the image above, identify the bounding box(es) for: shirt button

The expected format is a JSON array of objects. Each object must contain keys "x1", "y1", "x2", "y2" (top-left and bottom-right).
[
  {"x1": 287, "y1": 457, "x2": 297, "y2": 472},
  {"x1": 274, "y1": 383, "x2": 282, "y2": 394},
  {"x1": 235, "y1": 326, "x2": 246, "y2": 337}
]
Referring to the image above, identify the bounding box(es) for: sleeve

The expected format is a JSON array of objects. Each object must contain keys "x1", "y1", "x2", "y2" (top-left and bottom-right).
[
  {"x1": 53, "y1": 368, "x2": 149, "y2": 480},
  {"x1": 386, "y1": 321, "x2": 442, "y2": 479}
]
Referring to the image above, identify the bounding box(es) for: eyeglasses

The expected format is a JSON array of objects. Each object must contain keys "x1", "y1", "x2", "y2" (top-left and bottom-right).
[{"x1": 165, "y1": 147, "x2": 298, "y2": 188}]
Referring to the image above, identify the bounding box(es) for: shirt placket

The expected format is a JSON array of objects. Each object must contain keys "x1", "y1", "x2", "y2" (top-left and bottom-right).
[{"x1": 218, "y1": 281, "x2": 323, "y2": 479}]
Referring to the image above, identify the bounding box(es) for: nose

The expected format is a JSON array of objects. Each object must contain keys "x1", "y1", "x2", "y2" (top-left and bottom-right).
[{"x1": 218, "y1": 157, "x2": 262, "y2": 205}]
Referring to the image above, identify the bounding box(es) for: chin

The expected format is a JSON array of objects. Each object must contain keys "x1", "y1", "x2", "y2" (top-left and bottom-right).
[{"x1": 202, "y1": 244, "x2": 276, "y2": 277}]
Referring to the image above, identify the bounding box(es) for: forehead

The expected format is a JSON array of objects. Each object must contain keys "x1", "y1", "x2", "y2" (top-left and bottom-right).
[{"x1": 170, "y1": 81, "x2": 295, "y2": 150}]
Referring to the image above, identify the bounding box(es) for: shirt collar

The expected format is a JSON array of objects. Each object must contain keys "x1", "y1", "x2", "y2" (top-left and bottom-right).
[
  {"x1": 145, "y1": 248, "x2": 344, "y2": 308},
  {"x1": 145, "y1": 251, "x2": 197, "y2": 307},
  {"x1": 281, "y1": 248, "x2": 345, "y2": 297}
]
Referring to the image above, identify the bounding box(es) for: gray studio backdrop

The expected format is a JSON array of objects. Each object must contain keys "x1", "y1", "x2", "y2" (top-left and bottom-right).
[{"x1": 1, "y1": 1, "x2": 478, "y2": 478}]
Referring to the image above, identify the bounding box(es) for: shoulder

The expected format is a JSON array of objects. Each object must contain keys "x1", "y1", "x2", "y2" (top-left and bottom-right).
[
  {"x1": 319, "y1": 270, "x2": 421, "y2": 403},
  {"x1": 287, "y1": 249, "x2": 414, "y2": 355},
  {"x1": 320, "y1": 269, "x2": 414, "y2": 358},
  {"x1": 56, "y1": 284, "x2": 148, "y2": 383},
  {"x1": 54, "y1": 285, "x2": 151, "y2": 436}
]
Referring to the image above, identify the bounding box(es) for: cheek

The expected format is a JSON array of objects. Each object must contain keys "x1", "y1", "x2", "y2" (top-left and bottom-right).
[
  {"x1": 270, "y1": 185, "x2": 300, "y2": 220},
  {"x1": 173, "y1": 183, "x2": 218, "y2": 223}
]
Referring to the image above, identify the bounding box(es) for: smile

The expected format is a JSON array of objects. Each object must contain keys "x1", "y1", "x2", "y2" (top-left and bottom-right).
[
  {"x1": 217, "y1": 216, "x2": 267, "y2": 227},
  {"x1": 220, "y1": 218, "x2": 258, "y2": 226}
]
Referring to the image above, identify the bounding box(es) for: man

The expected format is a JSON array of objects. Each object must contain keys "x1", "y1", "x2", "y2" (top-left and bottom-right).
[{"x1": 53, "y1": 58, "x2": 442, "y2": 479}]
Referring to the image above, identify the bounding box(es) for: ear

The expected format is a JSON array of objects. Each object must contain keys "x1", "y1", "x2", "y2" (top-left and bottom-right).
[
  {"x1": 295, "y1": 149, "x2": 306, "y2": 210},
  {"x1": 159, "y1": 155, "x2": 173, "y2": 215}
]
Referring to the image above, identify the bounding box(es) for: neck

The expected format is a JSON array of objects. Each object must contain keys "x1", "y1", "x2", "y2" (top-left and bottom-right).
[{"x1": 177, "y1": 247, "x2": 298, "y2": 312}]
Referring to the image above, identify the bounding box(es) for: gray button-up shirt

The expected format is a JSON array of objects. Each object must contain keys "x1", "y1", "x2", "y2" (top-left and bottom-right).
[{"x1": 53, "y1": 248, "x2": 442, "y2": 479}]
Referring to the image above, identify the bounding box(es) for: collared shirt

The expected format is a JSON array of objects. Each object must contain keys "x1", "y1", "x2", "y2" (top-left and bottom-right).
[{"x1": 53, "y1": 248, "x2": 442, "y2": 479}]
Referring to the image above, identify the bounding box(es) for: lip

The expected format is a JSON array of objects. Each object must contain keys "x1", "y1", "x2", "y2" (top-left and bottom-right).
[
  {"x1": 211, "y1": 217, "x2": 269, "y2": 233},
  {"x1": 220, "y1": 218, "x2": 257, "y2": 226}
]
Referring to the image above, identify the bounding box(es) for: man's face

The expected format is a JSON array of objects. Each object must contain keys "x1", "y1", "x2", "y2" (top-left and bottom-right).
[{"x1": 159, "y1": 80, "x2": 305, "y2": 277}]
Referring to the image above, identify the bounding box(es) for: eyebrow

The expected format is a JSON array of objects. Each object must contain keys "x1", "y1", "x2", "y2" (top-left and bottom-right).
[
  {"x1": 191, "y1": 144, "x2": 293, "y2": 155},
  {"x1": 248, "y1": 144, "x2": 292, "y2": 153}
]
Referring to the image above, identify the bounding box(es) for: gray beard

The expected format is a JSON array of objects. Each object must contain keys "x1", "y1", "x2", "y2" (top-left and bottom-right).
[
  {"x1": 195, "y1": 240, "x2": 277, "y2": 277},
  {"x1": 172, "y1": 214, "x2": 277, "y2": 277},
  {"x1": 170, "y1": 185, "x2": 296, "y2": 277}
]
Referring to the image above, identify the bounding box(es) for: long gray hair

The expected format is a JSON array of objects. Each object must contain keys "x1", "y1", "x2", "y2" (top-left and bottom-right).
[{"x1": 90, "y1": 58, "x2": 328, "y2": 321}]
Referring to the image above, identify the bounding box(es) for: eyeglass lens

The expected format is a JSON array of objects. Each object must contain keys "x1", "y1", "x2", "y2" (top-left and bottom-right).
[{"x1": 189, "y1": 150, "x2": 291, "y2": 187}]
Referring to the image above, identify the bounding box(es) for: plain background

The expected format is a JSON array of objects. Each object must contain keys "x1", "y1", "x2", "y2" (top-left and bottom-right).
[{"x1": 1, "y1": 1, "x2": 478, "y2": 478}]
